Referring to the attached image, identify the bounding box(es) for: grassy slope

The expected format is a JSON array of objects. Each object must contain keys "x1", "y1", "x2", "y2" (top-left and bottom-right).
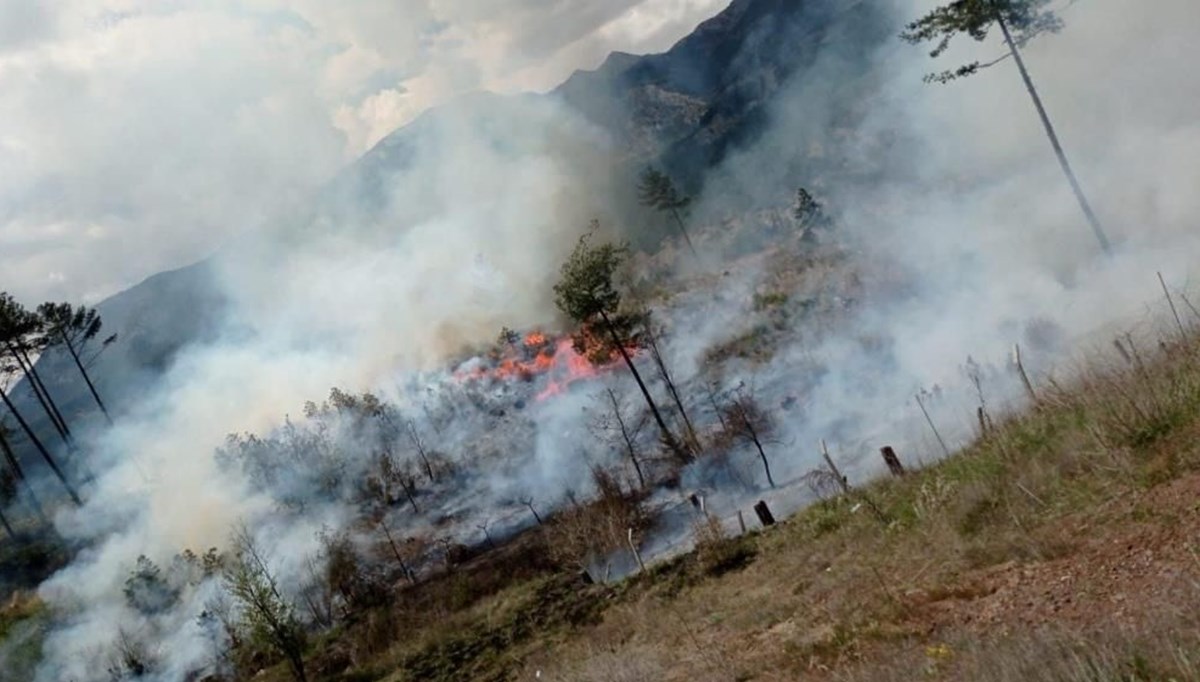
[
  {"x1": 311, "y1": 326, "x2": 1200, "y2": 681},
  {"x1": 7, "y1": 238, "x2": 1199, "y2": 681}
]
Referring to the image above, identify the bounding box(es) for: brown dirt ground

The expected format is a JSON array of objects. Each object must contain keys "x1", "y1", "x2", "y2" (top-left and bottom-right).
[{"x1": 901, "y1": 472, "x2": 1200, "y2": 638}]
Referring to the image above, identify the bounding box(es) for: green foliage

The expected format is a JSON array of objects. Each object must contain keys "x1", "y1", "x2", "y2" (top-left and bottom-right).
[
  {"x1": 0, "y1": 293, "x2": 40, "y2": 347},
  {"x1": 552, "y1": 231, "x2": 643, "y2": 361},
  {"x1": 793, "y1": 187, "x2": 830, "y2": 230},
  {"x1": 553, "y1": 232, "x2": 629, "y2": 325},
  {"x1": 319, "y1": 529, "x2": 388, "y2": 613},
  {"x1": 36, "y1": 301, "x2": 109, "y2": 348},
  {"x1": 123, "y1": 555, "x2": 180, "y2": 615},
  {"x1": 0, "y1": 594, "x2": 48, "y2": 681},
  {"x1": 636, "y1": 167, "x2": 690, "y2": 212},
  {"x1": 496, "y1": 327, "x2": 519, "y2": 347},
  {"x1": 178, "y1": 546, "x2": 225, "y2": 579},
  {"x1": 0, "y1": 534, "x2": 69, "y2": 596},
  {"x1": 397, "y1": 575, "x2": 607, "y2": 682},
  {"x1": 900, "y1": 0, "x2": 1062, "y2": 83},
  {"x1": 752, "y1": 292, "x2": 789, "y2": 312},
  {"x1": 225, "y1": 530, "x2": 309, "y2": 682}
]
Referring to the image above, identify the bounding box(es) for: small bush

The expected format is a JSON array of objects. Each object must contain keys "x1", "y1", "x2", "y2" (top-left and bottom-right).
[
  {"x1": 693, "y1": 514, "x2": 757, "y2": 577},
  {"x1": 546, "y1": 467, "x2": 650, "y2": 574}
]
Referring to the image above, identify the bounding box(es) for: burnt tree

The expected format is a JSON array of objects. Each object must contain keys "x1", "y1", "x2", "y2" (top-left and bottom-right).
[
  {"x1": 643, "y1": 318, "x2": 699, "y2": 453},
  {"x1": 553, "y1": 232, "x2": 691, "y2": 465},
  {"x1": 720, "y1": 384, "x2": 778, "y2": 488},
  {"x1": 0, "y1": 375, "x2": 81, "y2": 505}
]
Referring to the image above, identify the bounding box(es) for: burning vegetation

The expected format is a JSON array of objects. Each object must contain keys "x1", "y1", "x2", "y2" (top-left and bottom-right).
[{"x1": 453, "y1": 328, "x2": 629, "y2": 402}]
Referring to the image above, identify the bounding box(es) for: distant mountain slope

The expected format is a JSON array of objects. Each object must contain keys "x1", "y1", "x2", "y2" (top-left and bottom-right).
[
  {"x1": 10, "y1": 260, "x2": 228, "y2": 445},
  {"x1": 553, "y1": 0, "x2": 885, "y2": 182},
  {"x1": 13, "y1": 0, "x2": 893, "y2": 466}
]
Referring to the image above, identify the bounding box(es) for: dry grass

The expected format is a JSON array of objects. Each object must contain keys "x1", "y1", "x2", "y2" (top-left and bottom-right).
[
  {"x1": 842, "y1": 615, "x2": 1200, "y2": 682},
  {"x1": 229, "y1": 323, "x2": 1200, "y2": 681},
  {"x1": 520, "y1": 328, "x2": 1200, "y2": 681}
]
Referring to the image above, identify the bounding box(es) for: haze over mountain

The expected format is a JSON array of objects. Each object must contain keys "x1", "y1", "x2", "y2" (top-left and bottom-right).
[
  {"x1": 13, "y1": 0, "x2": 892, "y2": 433},
  {"x1": 4, "y1": 0, "x2": 1200, "y2": 679},
  {"x1": 0, "y1": 0, "x2": 733, "y2": 307}
]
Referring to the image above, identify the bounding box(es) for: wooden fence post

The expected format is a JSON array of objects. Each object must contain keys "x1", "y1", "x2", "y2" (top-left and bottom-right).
[
  {"x1": 821, "y1": 439, "x2": 851, "y2": 494},
  {"x1": 627, "y1": 528, "x2": 646, "y2": 573},
  {"x1": 1012, "y1": 343, "x2": 1038, "y2": 405},
  {"x1": 915, "y1": 393, "x2": 952, "y2": 458},
  {"x1": 737, "y1": 510, "x2": 747, "y2": 534},
  {"x1": 753, "y1": 500, "x2": 776, "y2": 527},
  {"x1": 1159, "y1": 272, "x2": 1188, "y2": 344},
  {"x1": 879, "y1": 446, "x2": 906, "y2": 477}
]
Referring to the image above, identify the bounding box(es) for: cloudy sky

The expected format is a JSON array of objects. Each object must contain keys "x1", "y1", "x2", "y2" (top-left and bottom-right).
[{"x1": 0, "y1": 0, "x2": 727, "y2": 306}]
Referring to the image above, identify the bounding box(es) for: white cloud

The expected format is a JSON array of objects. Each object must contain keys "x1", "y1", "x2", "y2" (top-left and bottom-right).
[{"x1": 0, "y1": 0, "x2": 728, "y2": 306}]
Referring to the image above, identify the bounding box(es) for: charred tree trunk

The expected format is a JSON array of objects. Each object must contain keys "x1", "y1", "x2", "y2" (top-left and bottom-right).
[
  {"x1": 379, "y1": 519, "x2": 416, "y2": 583},
  {"x1": 670, "y1": 208, "x2": 699, "y2": 258},
  {"x1": 16, "y1": 345, "x2": 71, "y2": 442},
  {"x1": 62, "y1": 334, "x2": 113, "y2": 425},
  {"x1": 6, "y1": 342, "x2": 70, "y2": 444},
  {"x1": 598, "y1": 311, "x2": 691, "y2": 466},
  {"x1": 994, "y1": 8, "x2": 1111, "y2": 254},
  {"x1": 0, "y1": 429, "x2": 47, "y2": 524},
  {"x1": 708, "y1": 385, "x2": 729, "y2": 430},
  {"x1": 406, "y1": 421, "x2": 435, "y2": 483},
  {"x1": 399, "y1": 475, "x2": 420, "y2": 514},
  {"x1": 605, "y1": 388, "x2": 645, "y2": 488},
  {"x1": 0, "y1": 389, "x2": 80, "y2": 505},
  {"x1": 285, "y1": 651, "x2": 308, "y2": 682},
  {"x1": 749, "y1": 429, "x2": 775, "y2": 488},
  {"x1": 0, "y1": 505, "x2": 14, "y2": 540},
  {"x1": 645, "y1": 328, "x2": 699, "y2": 452},
  {"x1": 521, "y1": 498, "x2": 543, "y2": 526}
]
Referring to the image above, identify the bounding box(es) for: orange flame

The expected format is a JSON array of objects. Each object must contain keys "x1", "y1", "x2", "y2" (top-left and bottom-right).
[{"x1": 455, "y1": 330, "x2": 626, "y2": 401}]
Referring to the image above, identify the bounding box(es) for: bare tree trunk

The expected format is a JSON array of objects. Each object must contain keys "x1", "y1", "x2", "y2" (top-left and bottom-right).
[
  {"x1": 708, "y1": 385, "x2": 729, "y2": 430},
  {"x1": 749, "y1": 431, "x2": 775, "y2": 488},
  {"x1": 399, "y1": 475, "x2": 420, "y2": 514},
  {"x1": 0, "y1": 428, "x2": 48, "y2": 524},
  {"x1": 994, "y1": 9, "x2": 1112, "y2": 254},
  {"x1": 0, "y1": 389, "x2": 80, "y2": 505},
  {"x1": 406, "y1": 421, "x2": 435, "y2": 483},
  {"x1": 62, "y1": 334, "x2": 113, "y2": 425},
  {"x1": 598, "y1": 311, "x2": 691, "y2": 465},
  {"x1": 0, "y1": 505, "x2": 14, "y2": 540},
  {"x1": 6, "y1": 342, "x2": 70, "y2": 444},
  {"x1": 670, "y1": 208, "x2": 700, "y2": 258},
  {"x1": 605, "y1": 388, "x2": 645, "y2": 488},
  {"x1": 521, "y1": 498, "x2": 543, "y2": 526},
  {"x1": 732, "y1": 402, "x2": 774, "y2": 488},
  {"x1": 17, "y1": 345, "x2": 72, "y2": 441},
  {"x1": 914, "y1": 393, "x2": 951, "y2": 458},
  {"x1": 645, "y1": 328, "x2": 699, "y2": 451},
  {"x1": 286, "y1": 652, "x2": 308, "y2": 682},
  {"x1": 379, "y1": 519, "x2": 416, "y2": 583}
]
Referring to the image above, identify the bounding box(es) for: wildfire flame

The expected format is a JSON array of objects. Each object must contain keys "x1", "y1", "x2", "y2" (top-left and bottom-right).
[{"x1": 455, "y1": 330, "x2": 625, "y2": 401}]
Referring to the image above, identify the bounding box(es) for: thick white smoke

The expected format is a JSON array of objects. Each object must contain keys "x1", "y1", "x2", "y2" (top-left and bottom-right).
[{"x1": 12, "y1": 0, "x2": 1200, "y2": 679}]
